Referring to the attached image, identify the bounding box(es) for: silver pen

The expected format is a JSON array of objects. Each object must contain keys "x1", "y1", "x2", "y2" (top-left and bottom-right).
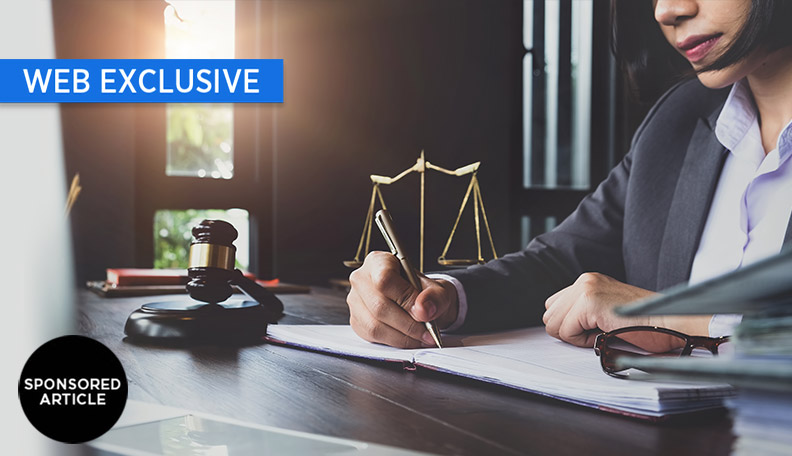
[{"x1": 375, "y1": 209, "x2": 443, "y2": 348}]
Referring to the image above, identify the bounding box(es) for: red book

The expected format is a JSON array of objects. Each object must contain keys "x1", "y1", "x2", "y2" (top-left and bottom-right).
[
  {"x1": 106, "y1": 268, "x2": 258, "y2": 287},
  {"x1": 106, "y1": 269, "x2": 188, "y2": 286}
]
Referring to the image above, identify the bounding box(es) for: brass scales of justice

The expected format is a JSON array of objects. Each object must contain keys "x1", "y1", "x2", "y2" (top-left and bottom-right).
[{"x1": 343, "y1": 151, "x2": 498, "y2": 272}]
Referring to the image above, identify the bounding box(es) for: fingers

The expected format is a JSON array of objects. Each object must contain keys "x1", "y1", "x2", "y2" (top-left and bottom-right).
[
  {"x1": 557, "y1": 312, "x2": 597, "y2": 348},
  {"x1": 350, "y1": 308, "x2": 425, "y2": 349},
  {"x1": 347, "y1": 251, "x2": 436, "y2": 348},
  {"x1": 542, "y1": 284, "x2": 573, "y2": 327},
  {"x1": 347, "y1": 286, "x2": 428, "y2": 344},
  {"x1": 543, "y1": 279, "x2": 597, "y2": 348},
  {"x1": 543, "y1": 291, "x2": 576, "y2": 340},
  {"x1": 410, "y1": 275, "x2": 448, "y2": 322},
  {"x1": 545, "y1": 287, "x2": 564, "y2": 310},
  {"x1": 357, "y1": 252, "x2": 418, "y2": 311},
  {"x1": 545, "y1": 304, "x2": 594, "y2": 348}
]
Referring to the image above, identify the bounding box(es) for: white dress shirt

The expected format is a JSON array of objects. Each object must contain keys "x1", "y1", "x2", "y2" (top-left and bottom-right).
[
  {"x1": 434, "y1": 78, "x2": 792, "y2": 336},
  {"x1": 691, "y1": 78, "x2": 792, "y2": 336}
]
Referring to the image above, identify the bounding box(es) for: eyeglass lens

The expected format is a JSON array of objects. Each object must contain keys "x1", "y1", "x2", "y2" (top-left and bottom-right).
[{"x1": 597, "y1": 329, "x2": 732, "y2": 378}]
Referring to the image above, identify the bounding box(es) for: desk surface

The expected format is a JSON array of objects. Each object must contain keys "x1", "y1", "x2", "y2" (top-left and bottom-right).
[{"x1": 78, "y1": 288, "x2": 733, "y2": 456}]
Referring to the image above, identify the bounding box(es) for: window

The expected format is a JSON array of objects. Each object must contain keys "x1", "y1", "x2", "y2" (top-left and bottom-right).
[
  {"x1": 164, "y1": 1, "x2": 235, "y2": 179},
  {"x1": 134, "y1": 1, "x2": 274, "y2": 278},
  {"x1": 517, "y1": 1, "x2": 615, "y2": 243},
  {"x1": 524, "y1": 0, "x2": 592, "y2": 189},
  {"x1": 149, "y1": 2, "x2": 251, "y2": 271}
]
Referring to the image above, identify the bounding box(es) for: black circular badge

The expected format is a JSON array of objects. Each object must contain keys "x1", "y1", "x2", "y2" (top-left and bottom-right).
[{"x1": 18, "y1": 335, "x2": 128, "y2": 443}]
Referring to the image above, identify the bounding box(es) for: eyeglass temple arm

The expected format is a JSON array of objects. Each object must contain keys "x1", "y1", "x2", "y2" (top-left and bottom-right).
[{"x1": 684, "y1": 335, "x2": 730, "y2": 354}]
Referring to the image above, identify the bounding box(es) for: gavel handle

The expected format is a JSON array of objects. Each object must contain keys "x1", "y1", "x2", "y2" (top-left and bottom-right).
[{"x1": 230, "y1": 270, "x2": 284, "y2": 318}]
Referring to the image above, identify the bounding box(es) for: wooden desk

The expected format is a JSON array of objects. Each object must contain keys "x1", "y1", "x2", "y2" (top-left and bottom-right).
[{"x1": 78, "y1": 289, "x2": 733, "y2": 456}]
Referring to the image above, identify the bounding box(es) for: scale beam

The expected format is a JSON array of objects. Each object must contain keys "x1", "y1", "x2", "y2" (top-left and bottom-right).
[
  {"x1": 344, "y1": 152, "x2": 497, "y2": 272},
  {"x1": 425, "y1": 161, "x2": 480, "y2": 176}
]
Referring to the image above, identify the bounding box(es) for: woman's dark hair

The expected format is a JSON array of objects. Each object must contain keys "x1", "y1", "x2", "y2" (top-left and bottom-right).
[{"x1": 611, "y1": 0, "x2": 792, "y2": 102}]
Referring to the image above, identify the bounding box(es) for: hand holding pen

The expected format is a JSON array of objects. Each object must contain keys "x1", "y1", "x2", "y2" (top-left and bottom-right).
[
  {"x1": 374, "y1": 210, "x2": 443, "y2": 348},
  {"x1": 346, "y1": 210, "x2": 460, "y2": 349}
]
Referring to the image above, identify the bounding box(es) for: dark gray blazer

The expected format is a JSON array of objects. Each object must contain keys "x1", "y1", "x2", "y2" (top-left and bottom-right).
[{"x1": 446, "y1": 78, "x2": 792, "y2": 333}]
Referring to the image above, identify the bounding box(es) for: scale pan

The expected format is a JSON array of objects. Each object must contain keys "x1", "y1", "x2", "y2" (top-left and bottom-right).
[
  {"x1": 343, "y1": 260, "x2": 363, "y2": 268},
  {"x1": 437, "y1": 258, "x2": 481, "y2": 267}
]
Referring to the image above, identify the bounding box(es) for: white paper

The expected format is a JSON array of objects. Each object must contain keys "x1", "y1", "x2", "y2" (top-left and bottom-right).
[{"x1": 266, "y1": 325, "x2": 734, "y2": 417}]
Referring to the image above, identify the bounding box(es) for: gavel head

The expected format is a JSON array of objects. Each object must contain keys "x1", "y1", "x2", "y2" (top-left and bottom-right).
[{"x1": 186, "y1": 219, "x2": 238, "y2": 304}]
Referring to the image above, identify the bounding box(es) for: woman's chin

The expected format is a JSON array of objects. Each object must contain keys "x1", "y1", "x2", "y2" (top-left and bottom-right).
[{"x1": 695, "y1": 68, "x2": 742, "y2": 89}]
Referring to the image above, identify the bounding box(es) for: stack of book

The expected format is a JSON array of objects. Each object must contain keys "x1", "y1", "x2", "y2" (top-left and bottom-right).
[
  {"x1": 728, "y1": 389, "x2": 792, "y2": 456},
  {"x1": 618, "y1": 315, "x2": 792, "y2": 455},
  {"x1": 728, "y1": 315, "x2": 792, "y2": 456},
  {"x1": 86, "y1": 268, "x2": 309, "y2": 297},
  {"x1": 617, "y1": 248, "x2": 792, "y2": 455},
  {"x1": 733, "y1": 314, "x2": 792, "y2": 357}
]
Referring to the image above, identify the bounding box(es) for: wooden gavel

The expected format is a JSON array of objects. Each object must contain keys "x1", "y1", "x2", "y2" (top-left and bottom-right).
[
  {"x1": 124, "y1": 219, "x2": 283, "y2": 343},
  {"x1": 186, "y1": 219, "x2": 283, "y2": 318}
]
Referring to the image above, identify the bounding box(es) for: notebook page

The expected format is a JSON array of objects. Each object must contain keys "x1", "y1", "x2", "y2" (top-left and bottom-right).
[
  {"x1": 266, "y1": 324, "x2": 521, "y2": 360},
  {"x1": 266, "y1": 325, "x2": 732, "y2": 416},
  {"x1": 266, "y1": 325, "x2": 423, "y2": 363},
  {"x1": 415, "y1": 327, "x2": 732, "y2": 414}
]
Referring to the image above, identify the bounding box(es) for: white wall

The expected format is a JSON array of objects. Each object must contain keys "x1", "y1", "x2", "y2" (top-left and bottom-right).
[{"x1": 0, "y1": 0, "x2": 77, "y2": 453}]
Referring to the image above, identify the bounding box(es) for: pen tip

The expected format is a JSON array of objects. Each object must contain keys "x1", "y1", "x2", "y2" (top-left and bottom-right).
[{"x1": 428, "y1": 326, "x2": 443, "y2": 349}]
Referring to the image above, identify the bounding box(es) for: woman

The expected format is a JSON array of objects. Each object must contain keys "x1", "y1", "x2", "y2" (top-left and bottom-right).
[{"x1": 346, "y1": 0, "x2": 792, "y2": 352}]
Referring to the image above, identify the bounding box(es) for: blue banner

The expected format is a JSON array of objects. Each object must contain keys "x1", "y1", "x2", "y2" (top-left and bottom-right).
[{"x1": 0, "y1": 59, "x2": 283, "y2": 103}]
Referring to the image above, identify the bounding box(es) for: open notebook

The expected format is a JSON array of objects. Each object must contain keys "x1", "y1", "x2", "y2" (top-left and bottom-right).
[{"x1": 265, "y1": 325, "x2": 734, "y2": 420}]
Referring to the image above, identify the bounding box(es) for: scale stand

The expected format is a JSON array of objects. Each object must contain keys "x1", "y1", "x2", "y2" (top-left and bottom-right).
[{"x1": 343, "y1": 151, "x2": 497, "y2": 271}]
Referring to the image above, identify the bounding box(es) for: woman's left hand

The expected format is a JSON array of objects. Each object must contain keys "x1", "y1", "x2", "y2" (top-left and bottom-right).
[{"x1": 542, "y1": 272, "x2": 657, "y2": 348}]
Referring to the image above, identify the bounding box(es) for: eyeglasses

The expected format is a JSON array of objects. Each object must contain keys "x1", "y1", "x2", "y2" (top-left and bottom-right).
[{"x1": 593, "y1": 326, "x2": 731, "y2": 379}]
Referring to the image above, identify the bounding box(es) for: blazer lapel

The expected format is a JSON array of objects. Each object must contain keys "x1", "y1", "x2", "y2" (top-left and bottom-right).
[{"x1": 656, "y1": 118, "x2": 728, "y2": 290}]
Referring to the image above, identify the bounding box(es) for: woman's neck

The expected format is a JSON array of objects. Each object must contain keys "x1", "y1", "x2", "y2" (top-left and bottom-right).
[{"x1": 747, "y1": 46, "x2": 792, "y2": 153}]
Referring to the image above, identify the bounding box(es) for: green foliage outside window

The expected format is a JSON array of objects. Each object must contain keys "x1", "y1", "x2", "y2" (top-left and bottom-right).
[
  {"x1": 154, "y1": 209, "x2": 249, "y2": 270},
  {"x1": 166, "y1": 104, "x2": 233, "y2": 178}
]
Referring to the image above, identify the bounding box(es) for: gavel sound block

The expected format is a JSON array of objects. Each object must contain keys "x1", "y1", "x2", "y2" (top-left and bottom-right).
[{"x1": 124, "y1": 220, "x2": 283, "y2": 343}]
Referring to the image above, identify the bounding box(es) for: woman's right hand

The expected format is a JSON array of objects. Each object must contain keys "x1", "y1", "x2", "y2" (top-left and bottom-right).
[{"x1": 346, "y1": 251, "x2": 459, "y2": 348}]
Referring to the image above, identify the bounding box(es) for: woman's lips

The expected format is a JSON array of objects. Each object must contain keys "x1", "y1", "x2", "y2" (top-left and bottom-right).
[{"x1": 678, "y1": 34, "x2": 722, "y2": 63}]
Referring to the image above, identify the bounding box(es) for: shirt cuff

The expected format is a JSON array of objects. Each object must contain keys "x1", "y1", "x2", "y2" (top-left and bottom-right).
[
  {"x1": 708, "y1": 314, "x2": 743, "y2": 338},
  {"x1": 426, "y1": 273, "x2": 468, "y2": 332}
]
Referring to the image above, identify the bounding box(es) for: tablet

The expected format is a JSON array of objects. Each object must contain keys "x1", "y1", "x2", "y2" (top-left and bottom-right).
[{"x1": 89, "y1": 401, "x2": 427, "y2": 455}]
